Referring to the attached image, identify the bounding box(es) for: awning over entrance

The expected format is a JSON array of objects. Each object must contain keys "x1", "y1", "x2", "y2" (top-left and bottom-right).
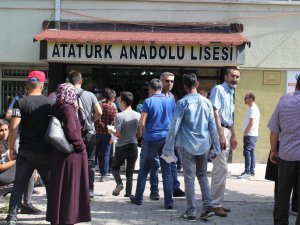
[{"x1": 34, "y1": 29, "x2": 250, "y2": 46}]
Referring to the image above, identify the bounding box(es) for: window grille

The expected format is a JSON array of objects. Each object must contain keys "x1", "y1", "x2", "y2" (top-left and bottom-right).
[{"x1": 0, "y1": 69, "x2": 48, "y2": 115}]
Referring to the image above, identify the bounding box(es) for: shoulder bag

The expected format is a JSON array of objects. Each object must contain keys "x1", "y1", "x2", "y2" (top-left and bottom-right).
[{"x1": 44, "y1": 115, "x2": 75, "y2": 155}]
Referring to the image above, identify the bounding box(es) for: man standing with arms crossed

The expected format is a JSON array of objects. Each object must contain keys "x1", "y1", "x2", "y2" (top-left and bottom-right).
[
  {"x1": 6, "y1": 71, "x2": 52, "y2": 225},
  {"x1": 68, "y1": 71, "x2": 102, "y2": 198},
  {"x1": 210, "y1": 67, "x2": 240, "y2": 217},
  {"x1": 238, "y1": 92, "x2": 260, "y2": 179}
]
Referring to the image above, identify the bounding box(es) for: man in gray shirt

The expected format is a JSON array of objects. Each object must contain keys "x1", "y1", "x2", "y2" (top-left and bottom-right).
[
  {"x1": 268, "y1": 75, "x2": 300, "y2": 225},
  {"x1": 68, "y1": 71, "x2": 102, "y2": 199},
  {"x1": 108, "y1": 92, "x2": 141, "y2": 197}
]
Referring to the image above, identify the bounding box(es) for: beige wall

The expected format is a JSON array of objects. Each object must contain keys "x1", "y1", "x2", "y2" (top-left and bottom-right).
[{"x1": 233, "y1": 69, "x2": 286, "y2": 163}]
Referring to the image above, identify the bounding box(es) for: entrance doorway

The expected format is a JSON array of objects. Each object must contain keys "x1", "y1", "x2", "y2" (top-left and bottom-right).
[{"x1": 66, "y1": 64, "x2": 222, "y2": 109}]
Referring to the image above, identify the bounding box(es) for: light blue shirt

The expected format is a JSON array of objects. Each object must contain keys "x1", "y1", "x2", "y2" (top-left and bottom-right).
[
  {"x1": 210, "y1": 82, "x2": 235, "y2": 127},
  {"x1": 163, "y1": 93, "x2": 221, "y2": 156}
]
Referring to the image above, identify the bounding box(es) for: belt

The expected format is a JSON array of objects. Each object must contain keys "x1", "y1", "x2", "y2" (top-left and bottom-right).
[{"x1": 221, "y1": 124, "x2": 232, "y2": 129}]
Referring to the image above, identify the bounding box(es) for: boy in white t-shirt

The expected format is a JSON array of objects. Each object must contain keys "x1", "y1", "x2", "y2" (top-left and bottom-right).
[{"x1": 238, "y1": 92, "x2": 260, "y2": 179}]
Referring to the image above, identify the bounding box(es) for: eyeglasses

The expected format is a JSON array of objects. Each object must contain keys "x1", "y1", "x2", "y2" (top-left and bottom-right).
[{"x1": 164, "y1": 80, "x2": 174, "y2": 83}]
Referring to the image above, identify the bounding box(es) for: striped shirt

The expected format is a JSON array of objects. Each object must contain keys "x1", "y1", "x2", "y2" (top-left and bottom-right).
[
  {"x1": 268, "y1": 90, "x2": 300, "y2": 161},
  {"x1": 210, "y1": 82, "x2": 235, "y2": 127}
]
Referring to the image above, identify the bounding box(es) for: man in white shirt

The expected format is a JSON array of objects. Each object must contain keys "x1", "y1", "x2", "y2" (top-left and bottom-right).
[{"x1": 238, "y1": 92, "x2": 260, "y2": 179}]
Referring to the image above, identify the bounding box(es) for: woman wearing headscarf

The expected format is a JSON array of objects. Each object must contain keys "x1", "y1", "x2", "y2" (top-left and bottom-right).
[{"x1": 46, "y1": 83, "x2": 91, "y2": 225}]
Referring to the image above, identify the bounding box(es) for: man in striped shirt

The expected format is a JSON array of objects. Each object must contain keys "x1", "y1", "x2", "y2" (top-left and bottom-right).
[
  {"x1": 209, "y1": 67, "x2": 240, "y2": 217},
  {"x1": 268, "y1": 75, "x2": 300, "y2": 225}
]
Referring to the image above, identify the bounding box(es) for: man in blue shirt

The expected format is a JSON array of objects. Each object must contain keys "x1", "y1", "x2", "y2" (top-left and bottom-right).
[
  {"x1": 148, "y1": 72, "x2": 185, "y2": 201},
  {"x1": 210, "y1": 67, "x2": 240, "y2": 217},
  {"x1": 130, "y1": 78, "x2": 175, "y2": 209},
  {"x1": 163, "y1": 73, "x2": 221, "y2": 222}
]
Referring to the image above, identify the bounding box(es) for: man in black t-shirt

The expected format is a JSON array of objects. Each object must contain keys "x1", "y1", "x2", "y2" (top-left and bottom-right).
[{"x1": 6, "y1": 71, "x2": 52, "y2": 225}]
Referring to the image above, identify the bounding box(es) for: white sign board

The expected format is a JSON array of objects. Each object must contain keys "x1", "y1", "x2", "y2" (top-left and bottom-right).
[
  {"x1": 44, "y1": 42, "x2": 245, "y2": 66},
  {"x1": 286, "y1": 71, "x2": 300, "y2": 93}
]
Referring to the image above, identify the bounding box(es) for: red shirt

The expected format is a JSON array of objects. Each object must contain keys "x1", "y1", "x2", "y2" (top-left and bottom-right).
[{"x1": 95, "y1": 101, "x2": 118, "y2": 134}]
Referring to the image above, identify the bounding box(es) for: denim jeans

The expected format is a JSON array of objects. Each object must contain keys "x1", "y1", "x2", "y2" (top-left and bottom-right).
[
  {"x1": 149, "y1": 154, "x2": 160, "y2": 194},
  {"x1": 111, "y1": 143, "x2": 138, "y2": 196},
  {"x1": 243, "y1": 136, "x2": 257, "y2": 174},
  {"x1": 6, "y1": 151, "x2": 50, "y2": 222},
  {"x1": 149, "y1": 156, "x2": 180, "y2": 194},
  {"x1": 134, "y1": 138, "x2": 173, "y2": 207},
  {"x1": 96, "y1": 134, "x2": 112, "y2": 176},
  {"x1": 180, "y1": 148, "x2": 211, "y2": 216}
]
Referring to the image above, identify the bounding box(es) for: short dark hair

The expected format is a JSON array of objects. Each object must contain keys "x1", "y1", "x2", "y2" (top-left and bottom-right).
[
  {"x1": 0, "y1": 119, "x2": 9, "y2": 126},
  {"x1": 245, "y1": 92, "x2": 255, "y2": 101},
  {"x1": 105, "y1": 88, "x2": 116, "y2": 100},
  {"x1": 225, "y1": 67, "x2": 240, "y2": 76},
  {"x1": 68, "y1": 70, "x2": 82, "y2": 85},
  {"x1": 183, "y1": 73, "x2": 198, "y2": 89},
  {"x1": 148, "y1": 79, "x2": 162, "y2": 91},
  {"x1": 25, "y1": 81, "x2": 43, "y2": 90},
  {"x1": 120, "y1": 92, "x2": 134, "y2": 106}
]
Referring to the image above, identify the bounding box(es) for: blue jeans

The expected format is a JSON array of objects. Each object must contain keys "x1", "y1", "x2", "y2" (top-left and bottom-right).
[
  {"x1": 96, "y1": 134, "x2": 112, "y2": 176},
  {"x1": 180, "y1": 148, "x2": 211, "y2": 216},
  {"x1": 243, "y1": 136, "x2": 257, "y2": 174},
  {"x1": 134, "y1": 138, "x2": 173, "y2": 207},
  {"x1": 149, "y1": 159, "x2": 180, "y2": 194}
]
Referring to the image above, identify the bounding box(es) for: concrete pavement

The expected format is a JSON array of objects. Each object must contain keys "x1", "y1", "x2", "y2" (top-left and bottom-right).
[{"x1": 0, "y1": 163, "x2": 297, "y2": 225}]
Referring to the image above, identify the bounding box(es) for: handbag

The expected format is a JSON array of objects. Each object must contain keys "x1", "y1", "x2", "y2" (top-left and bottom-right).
[{"x1": 44, "y1": 115, "x2": 75, "y2": 155}]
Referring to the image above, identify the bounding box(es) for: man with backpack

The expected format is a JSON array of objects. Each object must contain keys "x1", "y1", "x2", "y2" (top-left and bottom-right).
[{"x1": 68, "y1": 71, "x2": 102, "y2": 199}]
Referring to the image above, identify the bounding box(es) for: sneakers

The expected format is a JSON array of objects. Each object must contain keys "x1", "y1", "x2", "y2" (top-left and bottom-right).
[
  {"x1": 165, "y1": 205, "x2": 173, "y2": 210},
  {"x1": 149, "y1": 192, "x2": 160, "y2": 200},
  {"x1": 212, "y1": 207, "x2": 228, "y2": 217},
  {"x1": 199, "y1": 207, "x2": 215, "y2": 220},
  {"x1": 130, "y1": 195, "x2": 142, "y2": 205},
  {"x1": 6, "y1": 221, "x2": 17, "y2": 225},
  {"x1": 112, "y1": 184, "x2": 124, "y2": 196},
  {"x1": 173, "y1": 188, "x2": 185, "y2": 197},
  {"x1": 237, "y1": 173, "x2": 251, "y2": 180},
  {"x1": 124, "y1": 194, "x2": 131, "y2": 197},
  {"x1": 20, "y1": 203, "x2": 41, "y2": 214},
  {"x1": 179, "y1": 212, "x2": 197, "y2": 223},
  {"x1": 100, "y1": 175, "x2": 109, "y2": 182}
]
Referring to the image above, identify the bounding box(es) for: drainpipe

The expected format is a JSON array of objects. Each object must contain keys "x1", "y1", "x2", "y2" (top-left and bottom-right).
[{"x1": 54, "y1": 0, "x2": 61, "y2": 29}]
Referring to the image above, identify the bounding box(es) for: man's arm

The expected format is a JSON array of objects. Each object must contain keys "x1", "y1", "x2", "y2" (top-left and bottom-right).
[
  {"x1": 8, "y1": 117, "x2": 21, "y2": 160},
  {"x1": 108, "y1": 115, "x2": 121, "y2": 138},
  {"x1": 92, "y1": 103, "x2": 102, "y2": 122},
  {"x1": 269, "y1": 131, "x2": 279, "y2": 164},
  {"x1": 243, "y1": 118, "x2": 254, "y2": 136},
  {"x1": 213, "y1": 107, "x2": 226, "y2": 150},
  {"x1": 137, "y1": 112, "x2": 147, "y2": 138}
]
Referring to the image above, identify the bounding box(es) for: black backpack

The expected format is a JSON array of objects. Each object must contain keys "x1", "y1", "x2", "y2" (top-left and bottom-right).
[{"x1": 77, "y1": 90, "x2": 95, "y2": 136}]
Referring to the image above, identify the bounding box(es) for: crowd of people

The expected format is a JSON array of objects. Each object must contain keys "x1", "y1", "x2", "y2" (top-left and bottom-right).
[{"x1": 0, "y1": 68, "x2": 299, "y2": 225}]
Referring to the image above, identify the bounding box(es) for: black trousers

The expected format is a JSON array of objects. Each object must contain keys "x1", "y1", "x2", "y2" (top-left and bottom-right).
[
  {"x1": 6, "y1": 150, "x2": 51, "y2": 222},
  {"x1": 111, "y1": 143, "x2": 138, "y2": 196},
  {"x1": 274, "y1": 159, "x2": 300, "y2": 225},
  {"x1": 82, "y1": 133, "x2": 96, "y2": 191}
]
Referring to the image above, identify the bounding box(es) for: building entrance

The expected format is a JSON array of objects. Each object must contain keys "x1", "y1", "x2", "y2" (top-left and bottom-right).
[{"x1": 66, "y1": 64, "x2": 222, "y2": 110}]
